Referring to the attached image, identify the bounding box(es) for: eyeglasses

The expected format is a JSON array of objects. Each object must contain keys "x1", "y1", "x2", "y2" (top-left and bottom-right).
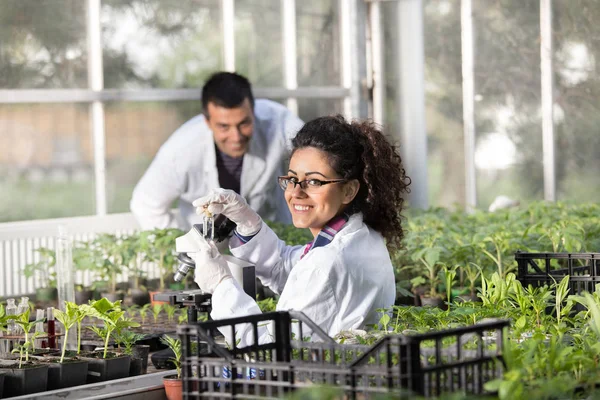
[{"x1": 278, "y1": 176, "x2": 347, "y2": 192}]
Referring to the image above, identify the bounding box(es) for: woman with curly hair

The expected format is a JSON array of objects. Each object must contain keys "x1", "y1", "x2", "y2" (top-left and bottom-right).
[{"x1": 191, "y1": 114, "x2": 411, "y2": 341}]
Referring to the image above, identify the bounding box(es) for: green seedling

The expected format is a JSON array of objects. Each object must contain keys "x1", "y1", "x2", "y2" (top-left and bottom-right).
[
  {"x1": 54, "y1": 302, "x2": 82, "y2": 362},
  {"x1": 11, "y1": 332, "x2": 43, "y2": 368},
  {"x1": 139, "y1": 228, "x2": 183, "y2": 291},
  {"x1": 114, "y1": 330, "x2": 145, "y2": 356},
  {"x1": 163, "y1": 304, "x2": 177, "y2": 323},
  {"x1": 139, "y1": 303, "x2": 151, "y2": 324},
  {"x1": 160, "y1": 335, "x2": 182, "y2": 378},
  {"x1": 82, "y1": 298, "x2": 140, "y2": 358},
  {"x1": 151, "y1": 304, "x2": 162, "y2": 324},
  {"x1": 441, "y1": 264, "x2": 458, "y2": 306},
  {"x1": 12, "y1": 309, "x2": 44, "y2": 363}
]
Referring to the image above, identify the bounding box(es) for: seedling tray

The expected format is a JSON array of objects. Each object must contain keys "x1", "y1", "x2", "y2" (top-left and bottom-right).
[
  {"x1": 516, "y1": 251, "x2": 600, "y2": 294},
  {"x1": 178, "y1": 311, "x2": 508, "y2": 399}
]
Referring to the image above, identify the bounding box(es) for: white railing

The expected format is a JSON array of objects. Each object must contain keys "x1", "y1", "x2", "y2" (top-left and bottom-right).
[{"x1": 0, "y1": 213, "x2": 161, "y2": 298}]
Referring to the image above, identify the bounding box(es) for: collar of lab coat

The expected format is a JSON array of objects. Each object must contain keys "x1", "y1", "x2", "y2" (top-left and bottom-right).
[{"x1": 301, "y1": 213, "x2": 350, "y2": 258}]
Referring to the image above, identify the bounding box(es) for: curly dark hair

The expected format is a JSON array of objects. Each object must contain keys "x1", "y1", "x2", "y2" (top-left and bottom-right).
[{"x1": 291, "y1": 115, "x2": 411, "y2": 252}]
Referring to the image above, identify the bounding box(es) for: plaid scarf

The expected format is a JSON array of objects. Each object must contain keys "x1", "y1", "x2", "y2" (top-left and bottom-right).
[{"x1": 300, "y1": 214, "x2": 349, "y2": 259}]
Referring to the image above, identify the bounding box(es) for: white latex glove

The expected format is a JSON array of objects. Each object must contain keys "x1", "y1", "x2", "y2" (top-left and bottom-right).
[
  {"x1": 192, "y1": 188, "x2": 262, "y2": 237},
  {"x1": 191, "y1": 238, "x2": 233, "y2": 294}
]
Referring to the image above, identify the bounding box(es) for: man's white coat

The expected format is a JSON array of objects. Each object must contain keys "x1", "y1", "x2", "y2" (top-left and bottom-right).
[{"x1": 130, "y1": 99, "x2": 303, "y2": 230}]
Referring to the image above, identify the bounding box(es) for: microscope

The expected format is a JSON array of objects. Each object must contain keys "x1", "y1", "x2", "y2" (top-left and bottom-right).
[{"x1": 152, "y1": 213, "x2": 256, "y2": 323}]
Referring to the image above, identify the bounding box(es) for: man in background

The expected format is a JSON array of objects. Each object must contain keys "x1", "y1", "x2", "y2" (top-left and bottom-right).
[{"x1": 130, "y1": 71, "x2": 304, "y2": 230}]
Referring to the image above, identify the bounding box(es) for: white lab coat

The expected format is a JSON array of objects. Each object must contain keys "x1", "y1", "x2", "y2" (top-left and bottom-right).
[
  {"x1": 130, "y1": 99, "x2": 304, "y2": 230},
  {"x1": 210, "y1": 213, "x2": 396, "y2": 345}
]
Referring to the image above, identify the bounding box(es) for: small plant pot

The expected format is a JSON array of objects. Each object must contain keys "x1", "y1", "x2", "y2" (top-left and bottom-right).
[
  {"x1": 0, "y1": 363, "x2": 49, "y2": 398},
  {"x1": 36, "y1": 286, "x2": 58, "y2": 302},
  {"x1": 149, "y1": 291, "x2": 169, "y2": 307},
  {"x1": 45, "y1": 358, "x2": 89, "y2": 390},
  {"x1": 75, "y1": 289, "x2": 94, "y2": 305},
  {"x1": 0, "y1": 370, "x2": 5, "y2": 399},
  {"x1": 129, "y1": 357, "x2": 143, "y2": 376},
  {"x1": 419, "y1": 294, "x2": 445, "y2": 308},
  {"x1": 82, "y1": 352, "x2": 131, "y2": 383},
  {"x1": 126, "y1": 288, "x2": 150, "y2": 307},
  {"x1": 163, "y1": 374, "x2": 182, "y2": 400},
  {"x1": 132, "y1": 344, "x2": 150, "y2": 374},
  {"x1": 101, "y1": 292, "x2": 125, "y2": 303},
  {"x1": 456, "y1": 293, "x2": 480, "y2": 303}
]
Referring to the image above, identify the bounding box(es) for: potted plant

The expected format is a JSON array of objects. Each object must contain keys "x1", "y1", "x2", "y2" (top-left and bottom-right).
[
  {"x1": 117, "y1": 232, "x2": 150, "y2": 306},
  {"x1": 93, "y1": 234, "x2": 126, "y2": 302},
  {"x1": 140, "y1": 228, "x2": 183, "y2": 305},
  {"x1": 161, "y1": 335, "x2": 182, "y2": 400},
  {"x1": 114, "y1": 330, "x2": 149, "y2": 376},
  {"x1": 23, "y1": 247, "x2": 58, "y2": 302},
  {"x1": 45, "y1": 301, "x2": 89, "y2": 389},
  {"x1": 409, "y1": 247, "x2": 444, "y2": 307},
  {"x1": 0, "y1": 309, "x2": 49, "y2": 397},
  {"x1": 441, "y1": 264, "x2": 458, "y2": 307},
  {"x1": 80, "y1": 298, "x2": 137, "y2": 382},
  {"x1": 458, "y1": 263, "x2": 482, "y2": 302}
]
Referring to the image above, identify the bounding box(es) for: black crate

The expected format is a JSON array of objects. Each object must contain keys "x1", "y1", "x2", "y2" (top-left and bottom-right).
[
  {"x1": 178, "y1": 311, "x2": 508, "y2": 399},
  {"x1": 351, "y1": 319, "x2": 508, "y2": 397},
  {"x1": 516, "y1": 251, "x2": 600, "y2": 295}
]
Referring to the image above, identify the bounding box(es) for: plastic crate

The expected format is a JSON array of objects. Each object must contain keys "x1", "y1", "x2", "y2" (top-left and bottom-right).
[
  {"x1": 351, "y1": 319, "x2": 508, "y2": 397},
  {"x1": 178, "y1": 311, "x2": 508, "y2": 399},
  {"x1": 516, "y1": 251, "x2": 600, "y2": 295}
]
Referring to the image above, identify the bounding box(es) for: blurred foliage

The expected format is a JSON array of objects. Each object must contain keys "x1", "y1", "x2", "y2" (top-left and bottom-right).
[{"x1": 394, "y1": 201, "x2": 600, "y2": 297}]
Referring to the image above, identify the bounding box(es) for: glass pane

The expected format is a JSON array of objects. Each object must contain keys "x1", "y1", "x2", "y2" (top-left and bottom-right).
[
  {"x1": 554, "y1": 1, "x2": 600, "y2": 202},
  {"x1": 235, "y1": 0, "x2": 283, "y2": 86},
  {"x1": 473, "y1": 0, "x2": 543, "y2": 209},
  {"x1": 296, "y1": 99, "x2": 343, "y2": 123},
  {"x1": 105, "y1": 101, "x2": 201, "y2": 213},
  {"x1": 296, "y1": 0, "x2": 341, "y2": 86},
  {"x1": 0, "y1": 104, "x2": 94, "y2": 222},
  {"x1": 422, "y1": 0, "x2": 465, "y2": 208},
  {"x1": 0, "y1": 0, "x2": 88, "y2": 89},
  {"x1": 101, "y1": 0, "x2": 222, "y2": 89}
]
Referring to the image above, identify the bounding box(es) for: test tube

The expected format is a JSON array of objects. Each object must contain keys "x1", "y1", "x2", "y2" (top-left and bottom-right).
[
  {"x1": 202, "y1": 212, "x2": 214, "y2": 240},
  {"x1": 47, "y1": 307, "x2": 56, "y2": 349}
]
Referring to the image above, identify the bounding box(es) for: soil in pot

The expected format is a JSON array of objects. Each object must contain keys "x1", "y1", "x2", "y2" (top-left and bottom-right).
[
  {"x1": 163, "y1": 374, "x2": 182, "y2": 400},
  {"x1": 0, "y1": 362, "x2": 49, "y2": 398},
  {"x1": 82, "y1": 351, "x2": 131, "y2": 383},
  {"x1": 32, "y1": 348, "x2": 60, "y2": 356}
]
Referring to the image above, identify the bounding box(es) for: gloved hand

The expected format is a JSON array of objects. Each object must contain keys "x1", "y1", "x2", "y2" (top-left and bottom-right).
[
  {"x1": 191, "y1": 238, "x2": 233, "y2": 294},
  {"x1": 193, "y1": 188, "x2": 262, "y2": 237}
]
